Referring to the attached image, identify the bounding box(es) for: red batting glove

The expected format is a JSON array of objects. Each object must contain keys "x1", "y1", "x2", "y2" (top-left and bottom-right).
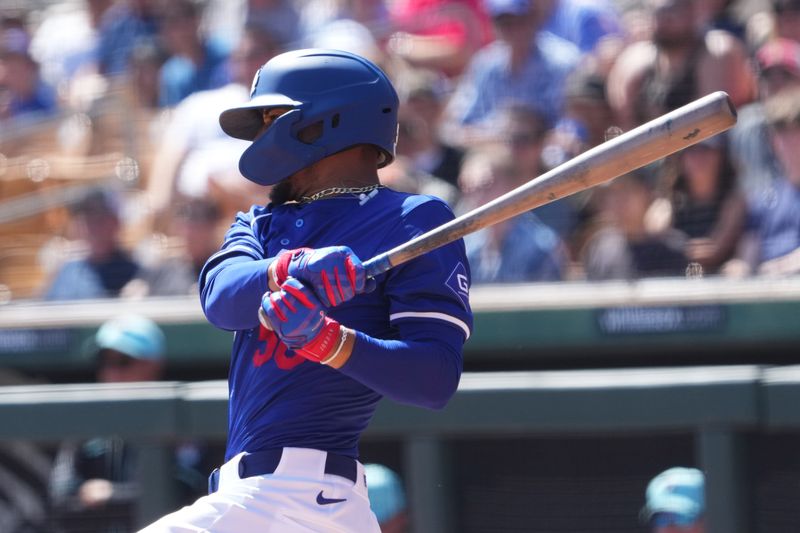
[
  {"x1": 269, "y1": 246, "x2": 372, "y2": 307},
  {"x1": 259, "y1": 278, "x2": 349, "y2": 365}
]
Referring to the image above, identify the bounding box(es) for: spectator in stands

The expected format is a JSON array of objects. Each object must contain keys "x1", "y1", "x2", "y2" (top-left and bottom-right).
[
  {"x1": 48, "y1": 314, "x2": 167, "y2": 533},
  {"x1": 123, "y1": 198, "x2": 223, "y2": 297},
  {"x1": 126, "y1": 36, "x2": 168, "y2": 110},
  {"x1": 365, "y1": 463, "x2": 410, "y2": 533},
  {"x1": 42, "y1": 188, "x2": 140, "y2": 301},
  {"x1": 559, "y1": 63, "x2": 615, "y2": 151},
  {"x1": 96, "y1": 0, "x2": 160, "y2": 76},
  {"x1": 725, "y1": 87, "x2": 800, "y2": 278},
  {"x1": 387, "y1": 0, "x2": 494, "y2": 77},
  {"x1": 30, "y1": 0, "x2": 113, "y2": 90},
  {"x1": 0, "y1": 28, "x2": 57, "y2": 123},
  {"x1": 202, "y1": 0, "x2": 301, "y2": 52},
  {"x1": 246, "y1": 0, "x2": 302, "y2": 49},
  {"x1": 538, "y1": 64, "x2": 615, "y2": 253},
  {"x1": 304, "y1": 17, "x2": 386, "y2": 69},
  {"x1": 729, "y1": 38, "x2": 800, "y2": 201},
  {"x1": 146, "y1": 21, "x2": 283, "y2": 223},
  {"x1": 640, "y1": 467, "x2": 705, "y2": 533},
  {"x1": 48, "y1": 314, "x2": 218, "y2": 532},
  {"x1": 441, "y1": 0, "x2": 579, "y2": 146},
  {"x1": 661, "y1": 135, "x2": 745, "y2": 275},
  {"x1": 606, "y1": 0, "x2": 755, "y2": 130},
  {"x1": 500, "y1": 104, "x2": 577, "y2": 239},
  {"x1": 581, "y1": 171, "x2": 689, "y2": 280},
  {"x1": 395, "y1": 68, "x2": 465, "y2": 190},
  {"x1": 540, "y1": 0, "x2": 622, "y2": 55},
  {"x1": 458, "y1": 143, "x2": 566, "y2": 283},
  {"x1": 378, "y1": 154, "x2": 460, "y2": 206},
  {"x1": 157, "y1": 0, "x2": 230, "y2": 107},
  {"x1": 300, "y1": 0, "x2": 391, "y2": 47},
  {"x1": 694, "y1": 0, "x2": 746, "y2": 39},
  {"x1": 772, "y1": 0, "x2": 800, "y2": 42}
]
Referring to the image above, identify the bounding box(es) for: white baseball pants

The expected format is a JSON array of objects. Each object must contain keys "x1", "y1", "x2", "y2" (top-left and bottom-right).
[{"x1": 138, "y1": 447, "x2": 381, "y2": 532}]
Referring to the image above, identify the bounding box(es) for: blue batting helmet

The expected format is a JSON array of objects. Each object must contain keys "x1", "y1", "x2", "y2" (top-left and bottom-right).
[{"x1": 219, "y1": 48, "x2": 399, "y2": 186}]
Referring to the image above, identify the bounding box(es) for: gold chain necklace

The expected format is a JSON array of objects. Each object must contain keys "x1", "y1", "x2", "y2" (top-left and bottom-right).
[{"x1": 299, "y1": 184, "x2": 384, "y2": 203}]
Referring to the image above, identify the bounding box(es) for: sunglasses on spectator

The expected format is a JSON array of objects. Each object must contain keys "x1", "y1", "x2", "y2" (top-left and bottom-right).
[{"x1": 650, "y1": 512, "x2": 699, "y2": 528}]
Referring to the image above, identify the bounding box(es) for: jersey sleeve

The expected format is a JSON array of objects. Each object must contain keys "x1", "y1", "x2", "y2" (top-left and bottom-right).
[
  {"x1": 199, "y1": 206, "x2": 273, "y2": 331},
  {"x1": 384, "y1": 197, "x2": 473, "y2": 340}
]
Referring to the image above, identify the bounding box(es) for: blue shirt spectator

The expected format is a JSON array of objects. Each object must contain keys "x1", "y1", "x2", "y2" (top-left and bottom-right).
[
  {"x1": 466, "y1": 212, "x2": 565, "y2": 283},
  {"x1": 96, "y1": 0, "x2": 159, "y2": 76},
  {"x1": 159, "y1": 39, "x2": 229, "y2": 107},
  {"x1": 729, "y1": 38, "x2": 800, "y2": 202},
  {"x1": 457, "y1": 143, "x2": 566, "y2": 283},
  {"x1": 43, "y1": 189, "x2": 140, "y2": 301},
  {"x1": 0, "y1": 28, "x2": 57, "y2": 122},
  {"x1": 157, "y1": 0, "x2": 231, "y2": 107},
  {"x1": 542, "y1": 0, "x2": 620, "y2": 54},
  {"x1": 443, "y1": 0, "x2": 579, "y2": 144},
  {"x1": 750, "y1": 178, "x2": 800, "y2": 264},
  {"x1": 723, "y1": 87, "x2": 800, "y2": 278}
]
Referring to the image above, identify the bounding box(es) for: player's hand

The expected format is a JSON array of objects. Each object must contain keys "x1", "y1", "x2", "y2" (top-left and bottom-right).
[
  {"x1": 269, "y1": 246, "x2": 374, "y2": 307},
  {"x1": 259, "y1": 278, "x2": 349, "y2": 365}
]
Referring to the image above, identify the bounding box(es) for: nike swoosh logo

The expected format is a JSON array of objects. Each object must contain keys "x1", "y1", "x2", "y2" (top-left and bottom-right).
[{"x1": 316, "y1": 490, "x2": 347, "y2": 505}]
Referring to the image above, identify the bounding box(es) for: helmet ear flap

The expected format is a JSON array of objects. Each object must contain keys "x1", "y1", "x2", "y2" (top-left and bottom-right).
[{"x1": 239, "y1": 108, "x2": 327, "y2": 185}]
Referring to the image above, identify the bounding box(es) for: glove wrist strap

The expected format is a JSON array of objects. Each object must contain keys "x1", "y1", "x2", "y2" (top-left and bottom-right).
[
  {"x1": 297, "y1": 319, "x2": 341, "y2": 363},
  {"x1": 321, "y1": 328, "x2": 349, "y2": 366}
]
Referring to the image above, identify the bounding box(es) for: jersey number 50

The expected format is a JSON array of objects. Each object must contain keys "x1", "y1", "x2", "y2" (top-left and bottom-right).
[{"x1": 252, "y1": 326, "x2": 306, "y2": 370}]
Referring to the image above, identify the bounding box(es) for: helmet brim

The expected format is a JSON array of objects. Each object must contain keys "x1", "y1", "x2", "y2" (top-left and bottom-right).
[{"x1": 219, "y1": 94, "x2": 302, "y2": 140}]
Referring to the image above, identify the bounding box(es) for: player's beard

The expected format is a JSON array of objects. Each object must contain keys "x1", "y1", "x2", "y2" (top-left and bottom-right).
[{"x1": 269, "y1": 180, "x2": 297, "y2": 205}]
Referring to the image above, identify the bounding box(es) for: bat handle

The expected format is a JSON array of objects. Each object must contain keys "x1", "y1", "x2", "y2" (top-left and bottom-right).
[{"x1": 364, "y1": 253, "x2": 392, "y2": 279}]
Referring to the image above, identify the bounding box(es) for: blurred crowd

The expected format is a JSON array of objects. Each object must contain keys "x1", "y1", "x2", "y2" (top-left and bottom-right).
[
  {"x1": 1, "y1": 0, "x2": 800, "y2": 303},
  {"x1": 2, "y1": 2, "x2": 793, "y2": 530}
]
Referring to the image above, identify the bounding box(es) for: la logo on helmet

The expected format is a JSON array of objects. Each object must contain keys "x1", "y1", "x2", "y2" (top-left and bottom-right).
[{"x1": 250, "y1": 68, "x2": 261, "y2": 98}]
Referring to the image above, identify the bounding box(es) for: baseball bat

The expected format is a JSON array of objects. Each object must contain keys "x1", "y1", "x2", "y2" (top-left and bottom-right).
[{"x1": 363, "y1": 91, "x2": 738, "y2": 278}]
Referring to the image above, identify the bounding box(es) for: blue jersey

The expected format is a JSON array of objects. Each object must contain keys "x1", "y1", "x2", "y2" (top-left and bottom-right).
[
  {"x1": 750, "y1": 178, "x2": 800, "y2": 263},
  {"x1": 199, "y1": 189, "x2": 472, "y2": 460}
]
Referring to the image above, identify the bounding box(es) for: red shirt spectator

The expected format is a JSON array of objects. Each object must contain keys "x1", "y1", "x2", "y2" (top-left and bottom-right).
[{"x1": 389, "y1": 0, "x2": 494, "y2": 76}]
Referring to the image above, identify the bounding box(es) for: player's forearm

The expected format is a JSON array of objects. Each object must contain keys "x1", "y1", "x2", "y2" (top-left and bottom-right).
[
  {"x1": 338, "y1": 328, "x2": 464, "y2": 410},
  {"x1": 201, "y1": 258, "x2": 271, "y2": 331}
]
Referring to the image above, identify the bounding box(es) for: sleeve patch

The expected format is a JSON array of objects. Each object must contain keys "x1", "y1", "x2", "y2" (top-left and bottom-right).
[{"x1": 446, "y1": 262, "x2": 470, "y2": 309}]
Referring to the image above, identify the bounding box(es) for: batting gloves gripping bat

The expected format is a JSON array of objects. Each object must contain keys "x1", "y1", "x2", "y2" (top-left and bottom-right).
[
  {"x1": 259, "y1": 278, "x2": 349, "y2": 365},
  {"x1": 269, "y1": 246, "x2": 374, "y2": 308}
]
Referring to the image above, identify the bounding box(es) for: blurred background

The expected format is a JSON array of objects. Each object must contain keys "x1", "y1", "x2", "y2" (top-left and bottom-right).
[{"x1": 1, "y1": 0, "x2": 800, "y2": 531}]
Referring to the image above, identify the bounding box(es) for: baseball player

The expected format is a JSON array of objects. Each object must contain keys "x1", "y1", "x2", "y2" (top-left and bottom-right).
[{"x1": 140, "y1": 49, "x2": 473, "y2": 532}]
